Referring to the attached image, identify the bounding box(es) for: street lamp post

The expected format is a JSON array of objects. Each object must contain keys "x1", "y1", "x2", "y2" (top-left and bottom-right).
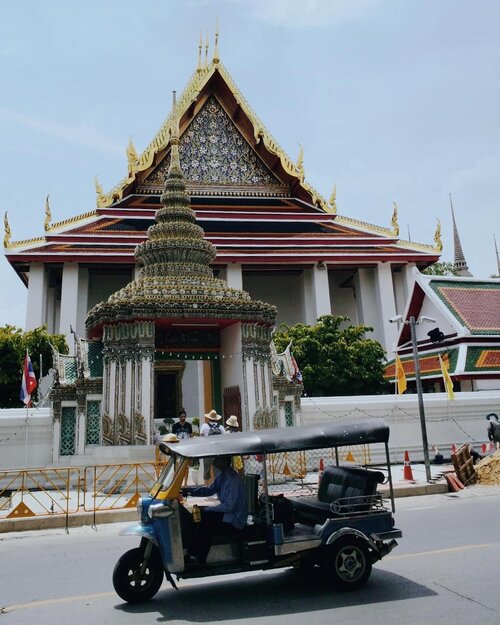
[{"x1": 408, "y1": 316, "x2": 432, "y2": 483}]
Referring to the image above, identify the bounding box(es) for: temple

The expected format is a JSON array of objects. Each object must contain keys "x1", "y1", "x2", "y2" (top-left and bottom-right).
[{"x1": 3, "y1": 40, "x2": 444, "y2": 457}]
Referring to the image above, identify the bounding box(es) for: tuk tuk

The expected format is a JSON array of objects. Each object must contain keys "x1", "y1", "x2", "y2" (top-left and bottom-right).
[{"x1": 112, "y1": 418, "x2": 401, "y2": 603}]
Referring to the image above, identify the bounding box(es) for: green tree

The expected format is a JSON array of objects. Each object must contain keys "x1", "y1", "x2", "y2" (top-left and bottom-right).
[
  {"x1": 273, "y1": 315, "x2": 387, "y2": 397},
  {"x1": 423, "y1": 262, "x2": 459, "y2": 276},
  {"x1": 0, "y1": 325, "x2": 68, "y2": 408}
]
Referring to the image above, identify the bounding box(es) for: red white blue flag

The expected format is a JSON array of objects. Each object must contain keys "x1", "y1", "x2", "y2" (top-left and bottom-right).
[{"x1": 20, "y1": 351, "x2": 37, "y2": 406}]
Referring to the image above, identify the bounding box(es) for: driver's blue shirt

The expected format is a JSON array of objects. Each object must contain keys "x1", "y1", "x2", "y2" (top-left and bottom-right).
[{"x1": 189, "y1": 467, "x2": 247, "y2": 529}]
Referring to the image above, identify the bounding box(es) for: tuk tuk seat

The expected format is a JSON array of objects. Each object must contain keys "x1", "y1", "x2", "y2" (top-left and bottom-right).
[{"x1": 290, "y1": 465, "x2": 385, "y2": 525}]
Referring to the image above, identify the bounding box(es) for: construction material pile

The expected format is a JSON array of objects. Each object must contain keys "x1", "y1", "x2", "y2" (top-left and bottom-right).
[{"x1": 475, "y1": 450, "x2": 500, "y2": 485}]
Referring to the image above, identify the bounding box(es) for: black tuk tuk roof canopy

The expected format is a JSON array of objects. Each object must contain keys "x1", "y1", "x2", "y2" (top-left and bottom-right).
[{"x1": 163, "y1": 418, "x2": 390, "y2": 459}]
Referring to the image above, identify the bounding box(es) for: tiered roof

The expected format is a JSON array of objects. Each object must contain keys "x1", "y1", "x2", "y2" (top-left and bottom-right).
[
  {"x1": 385, "y1": 270, "x2": 500, "y2": 383},
  {"x1": 4, "y1": 51, "x2": 441, "y2": 280}
]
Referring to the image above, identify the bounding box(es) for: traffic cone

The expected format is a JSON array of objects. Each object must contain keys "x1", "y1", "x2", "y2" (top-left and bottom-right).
[
  {"x1": 482, "y1": 443, "x2": 487, "y2": 454},
  {"x1": 403, "y1": 450, "x2": 414, "y2": 481},
  {"x1": 318, "y1": 458, "x2": 325, "y2": 485},
  {"x1": 451, "y1": 444, "x2": 457, "y2": 456}
]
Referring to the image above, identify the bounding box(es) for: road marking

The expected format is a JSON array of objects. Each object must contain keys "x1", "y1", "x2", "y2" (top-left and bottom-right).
[
  {"x1": 387, "y1": 543, "x2": 491, "y2": 560},
  {"x1": 1, "y1": 591, "x2": 115, "y2": 613}
]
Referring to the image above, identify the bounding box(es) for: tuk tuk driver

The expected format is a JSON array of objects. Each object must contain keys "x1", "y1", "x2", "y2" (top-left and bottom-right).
[{"x1": 181, "y1": 455, "x2": 248, "y2": 566}]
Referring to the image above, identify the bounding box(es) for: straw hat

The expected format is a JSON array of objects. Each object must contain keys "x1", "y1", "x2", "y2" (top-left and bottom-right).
[
  {"x1": 205, "y1": 409, "x2": 222, "y2": 421},
  {"x1": 162, "y1": 433, "x2": 179, "y2": 443},
  {"x1": 226, "y1": 415, "x2": 239, "y2": 428}
]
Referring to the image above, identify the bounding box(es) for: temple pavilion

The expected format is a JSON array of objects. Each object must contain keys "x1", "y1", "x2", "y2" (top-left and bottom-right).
[{"x1": 3, "y1": 42, "x2": 443, "y2": 457}]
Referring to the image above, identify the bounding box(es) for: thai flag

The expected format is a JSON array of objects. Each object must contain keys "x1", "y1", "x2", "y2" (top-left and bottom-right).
[
  {"x1": 20, "y1": 351, "x2": 37, "y2": 406},
  {"x1": 291, "y1": 354, "x2": 303, "y2": 383}
]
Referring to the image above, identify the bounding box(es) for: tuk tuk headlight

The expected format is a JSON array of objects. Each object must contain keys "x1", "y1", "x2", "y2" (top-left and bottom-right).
[{"x1": 136, "y1": 497, "x2": 144, "y2": 516}]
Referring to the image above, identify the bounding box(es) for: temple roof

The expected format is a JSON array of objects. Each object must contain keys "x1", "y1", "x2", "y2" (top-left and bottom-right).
[
  {"x1": 385, "y1": 270, "x2": 500, "y2": 382},
  {"x1": 4, "y1": 51, "x2": 442, "y2": 275}
]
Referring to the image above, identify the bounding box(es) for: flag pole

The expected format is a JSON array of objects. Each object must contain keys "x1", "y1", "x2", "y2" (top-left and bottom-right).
[{"x1": 25, "y1": 404, "x2": 29, "y2": 469}]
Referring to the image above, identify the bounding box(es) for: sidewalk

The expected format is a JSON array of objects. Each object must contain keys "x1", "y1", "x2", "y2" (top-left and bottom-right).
[{"x1": 0, "y1": 461, "x2": 452, "y2": 534}]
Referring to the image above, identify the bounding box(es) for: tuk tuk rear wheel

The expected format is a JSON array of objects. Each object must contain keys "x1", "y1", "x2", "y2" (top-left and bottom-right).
[
  {"x1": 113, "y1": 546, "x2": 164, "y2": 603},
  {"x1": 326, "y1": 537, "x2": 372, "y2": 590}
]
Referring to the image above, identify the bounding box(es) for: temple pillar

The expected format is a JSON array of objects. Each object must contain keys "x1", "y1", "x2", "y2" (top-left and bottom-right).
[
  {"x1": 76, "y1": 389, "x2": 86, "y2": 455},
  {"x1": 303, "y1": 263, "x2": 331, "y2": 324},
  {"x1": 226, "y1": 263, "x2": 243, "y2": 290},
  {"x1": 241, "y1": 324, "x2": 275, "y2": 431},
  {"x1": 375, "y1": 262, "x2": 398, "y2": 352},
  {"x1": 25, "y1": 263, "x2": 47, "y2": 330},
  {"x1": 101, "y1": 322, "x2": 154, "y2": 446},
  {"x1": 59, "y1": 263, "x2": 80, "y2": 353}
]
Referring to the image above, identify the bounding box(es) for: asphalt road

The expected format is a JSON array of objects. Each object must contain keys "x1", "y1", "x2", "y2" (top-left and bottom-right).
[{"x1": 1, "y1": 485, "x2": 499, "y2": 625}]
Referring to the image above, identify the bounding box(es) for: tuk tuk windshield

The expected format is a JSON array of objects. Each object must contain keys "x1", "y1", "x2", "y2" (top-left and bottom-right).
[{"x1": 156, "y1": 457, "x2": 176, "y2": 492}]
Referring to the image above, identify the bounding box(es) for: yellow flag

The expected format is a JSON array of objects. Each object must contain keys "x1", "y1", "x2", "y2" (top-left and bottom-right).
[
  {"x1": 439, "y1": 353, "x2": 454, "y2": 400},
  {"x1": 395, "y1": 353, "x2": 407, "y2": 394}
]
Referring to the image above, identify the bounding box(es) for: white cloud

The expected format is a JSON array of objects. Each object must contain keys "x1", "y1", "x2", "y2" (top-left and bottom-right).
[
  {"x1": 205, "y1": 0, "x2": 380, "y2": 28},
  {"x1": 0, "y1": 108, "x2": 123, "y2": 156}
]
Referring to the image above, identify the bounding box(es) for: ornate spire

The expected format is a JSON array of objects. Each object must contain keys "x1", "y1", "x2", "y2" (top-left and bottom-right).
[
  {"x1": 391, "y1": 201, "x2": 399, "y2": 237},
  {"x1": 3, "y1": 211, "x2": 11, "y2": 248},
  {"x1": 449, "y1": 194, "x2": 471, "y2": 276},
  {"x1": 168, "y1": 91, "x2": 181, "y2": 173},
  {"x1": 434, "y1": 218, "x2": 443, "y2": 252},
  {"x1": 204, "y1": 30, "x2": 209, "y2": 69},
  {"x1": 197, "y1": 31, "x2": 203, "y2": 72},
  {"x1": 44, "y1": 194, "x2": 52, "y2": 231},
  {"x1": 213, "y1": 17, "x2": 220, "y2": 64}
]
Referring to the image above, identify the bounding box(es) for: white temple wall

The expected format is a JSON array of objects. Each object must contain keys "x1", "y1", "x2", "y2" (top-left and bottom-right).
[
  {"x1": 328, "y1": 270, "x2": 358, "y2": 323},
  {"x1": 59, "y1": 263, "x2": 80, "y2": 353},
  {"x1": 220, "y1": 323, "x2": 243, "y2": 391},
  {"x1": 75, "y1": 267, "x2": 89, "y2": 338},
  {"x1": 374, "y1": 262, "x2": 398, "y2": 352},
  {"x1": 243, "y1": 271, "x2": 305, "y2": 327},
  {"x1": 225, "y1": 263, "x2": 243, "y2": 290},
  {"x1": 86, "y1": 268, "x2": 134, "y2": 316},
  {"x1": 0, "y1": 408, "x2": 53, "y2": 469},
  {"x1": 181, "y1": 360, "x2": 203, "y2": 418},
  {"x1": 303, "y1": 264, "x2": 332, "y2": 324}
]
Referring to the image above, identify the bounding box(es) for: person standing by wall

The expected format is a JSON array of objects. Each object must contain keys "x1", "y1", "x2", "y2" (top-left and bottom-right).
[
  {"x1": 172, "y1": 409, "x2": 193, "y2": 485},
  {"x1": 200, "y1": 409, "x2": 225, "y2": 485}
]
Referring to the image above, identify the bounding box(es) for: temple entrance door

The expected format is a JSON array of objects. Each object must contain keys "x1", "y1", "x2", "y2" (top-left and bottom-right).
[{"x1": 155, "y1": 372, "x2": 178, "y2": 422}]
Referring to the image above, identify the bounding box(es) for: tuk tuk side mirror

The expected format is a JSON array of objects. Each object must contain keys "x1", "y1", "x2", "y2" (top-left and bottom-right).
[{"x1": 148, "y1": 503, "x2": 175, "y2": 519}]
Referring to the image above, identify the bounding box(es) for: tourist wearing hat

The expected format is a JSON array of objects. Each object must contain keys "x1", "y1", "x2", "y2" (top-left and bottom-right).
[
  {"x1": 225, "y1": 415, "x2": 244, "y2": 472},
  {"x1": 225, "y1": 415, "x2": 239, "y2": 433},
  {"x1": 200, "y1": 409, "x2": 225, "y2": 484}
]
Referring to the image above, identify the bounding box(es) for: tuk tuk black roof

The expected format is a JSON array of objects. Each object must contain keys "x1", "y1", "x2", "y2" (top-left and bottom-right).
[{"x1": 163, "y1": 418, "x2": 389, "y2": 459}]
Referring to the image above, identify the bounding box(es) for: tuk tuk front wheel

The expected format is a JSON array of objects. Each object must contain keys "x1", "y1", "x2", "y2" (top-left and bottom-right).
[
  {"x1": 326, "y1": 537, "x2": 372, "y2": 591},
  {"x1": 113, "y1": 546, "x2": 164, "y2": 603}
]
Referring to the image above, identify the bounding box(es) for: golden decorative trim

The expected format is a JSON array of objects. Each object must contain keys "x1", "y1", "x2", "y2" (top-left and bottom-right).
[
  {"x1": 3, "y1": 211, "x2": 12, "y2": 248},
  {"x1": 434, "y1": 218, "x2": 443, "y2": 252},
  {"x1": 335, "y1": 214, "x2": 395, "y2": 237},
  {"x1": 391, "y1": 201, "x2": 399, "y2": 237},
  {"x1": 329, "y1": 184, "x2": 337, "y2": 214},
  {"x1": 44, "y1": 195, "x2": 52, "y2": 231},
  {"x1": 4, "y1": 236, "x2": 46, "y2": 250},
  {"x1": 394, "y1": 239, "x2": 441, "y2": 253},
  {"x1": 47, "y1": 210, "x2": 98, "y2": 232},
  {"x1": 96, "y1": 59, "x2": 330, "y2": 212}
]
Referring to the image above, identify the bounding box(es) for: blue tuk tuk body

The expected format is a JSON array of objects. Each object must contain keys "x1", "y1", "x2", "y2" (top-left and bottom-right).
[{"x1": 113, "y1": 418, "x2": 401, "y2": 602}]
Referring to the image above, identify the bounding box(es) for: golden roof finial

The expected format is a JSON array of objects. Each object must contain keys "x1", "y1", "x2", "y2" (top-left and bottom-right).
[
  {"x1": 3, "y1": 211, "x2": 12, "y2": 248},
  {"x1": 434, "y1": 218, "x2": 443, "y2": 251},
  {"x1": 197, "y1": 30, "x2": 203, "y2": 72},
  {"x1": 213, "y1": 16, "x2": 220, "y2": 64},
  {"x1": 44, "y1": 194, "x2": 52, "y2": 231},
  {"x1": 391, "y1": 201, "x2": 399, "y2": 237},
  {"x1": 296, "y1": 143, "x2": 304, "y2": 176},
  {"x1": 126, "y1": 138, "x2": 139, "y2": 175},
  {"x1": 169, "y1": 91, "x2": 181, "y2": 173},
  {"x1": 204, "y1": 30, "x2": 209, "y2": 69},
  {"x1": 329, "y1": 184, "x2": 337, "y2": 214}
]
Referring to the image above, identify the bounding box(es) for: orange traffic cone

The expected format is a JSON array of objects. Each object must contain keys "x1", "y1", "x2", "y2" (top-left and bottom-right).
[
  {"x1": 319, "y1": 458, "x2": 325, "y2": 472},
  {"x1": 482, "y1": 443, "x2": 487, "y2": 454},
  {"x1": 451, "y1": 444, "x2": 457, "y2": 456},
  {"x1": 403, "y1": 450, "x2": 414, "y2": 481}
]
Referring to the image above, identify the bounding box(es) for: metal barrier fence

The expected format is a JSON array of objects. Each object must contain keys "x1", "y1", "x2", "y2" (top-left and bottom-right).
[{"x1": 0, "y1": 444, "x2": 375, "y2": 522}]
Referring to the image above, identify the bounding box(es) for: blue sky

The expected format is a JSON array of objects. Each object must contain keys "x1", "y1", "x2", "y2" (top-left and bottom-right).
[{"x1": 1, "y1": 0, "x2": 499, "y2": 328}]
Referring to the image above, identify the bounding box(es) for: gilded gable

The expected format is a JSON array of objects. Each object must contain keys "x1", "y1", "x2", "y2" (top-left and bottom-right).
[{"x1": 138, "y1": 95, "x2": 286, "y2": 195}]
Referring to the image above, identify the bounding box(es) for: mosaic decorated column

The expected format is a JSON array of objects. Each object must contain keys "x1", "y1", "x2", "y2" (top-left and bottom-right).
[
  {"x1": 101, "y1": 321, "x2": 154, "y2": 445},
  {"x1": 241, "y1": 323, "x2": 275, "y2": 431}
]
